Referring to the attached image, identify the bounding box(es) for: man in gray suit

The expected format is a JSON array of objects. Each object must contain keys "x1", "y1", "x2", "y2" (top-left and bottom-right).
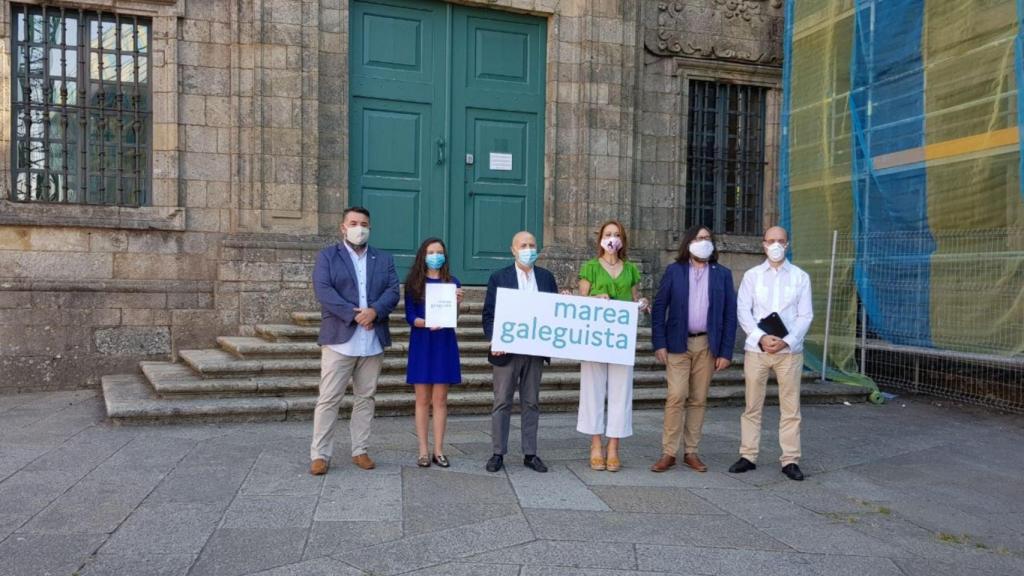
[
  {"x1": 481, "y1": 231, "x2": 559, "y2": 473},
  {"x1": 310, "y1": 207, "x2": 400, "y2": 476}
]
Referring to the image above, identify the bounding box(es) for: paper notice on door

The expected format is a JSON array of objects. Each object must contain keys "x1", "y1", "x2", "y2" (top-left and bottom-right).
[
  {"x1": 425, "y1": 283, "x2": 459, "y2": 328},
  {"x1": 489, "y1": 152, "x2": 513, "y2": 171}
]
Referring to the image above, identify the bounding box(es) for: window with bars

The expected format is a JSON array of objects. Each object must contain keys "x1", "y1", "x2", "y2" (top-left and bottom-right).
[
  {"x1": 10, "y1": 4, "x2": 152, "y2": 206},
  {"x1": 686, "y1": 80, "x2": 767, "y2": 236}
]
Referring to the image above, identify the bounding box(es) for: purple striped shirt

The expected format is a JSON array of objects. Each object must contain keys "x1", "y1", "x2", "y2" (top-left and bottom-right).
[{"x1": 687, "y1": 263, "x2": 710, "y2": 334}]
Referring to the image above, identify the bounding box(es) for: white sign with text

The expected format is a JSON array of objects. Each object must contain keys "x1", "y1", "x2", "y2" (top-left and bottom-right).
[
  {"x1": 490, "y1": 288, "x2": 638, "y2": 365},
  {"x1": 425, "y1": 283, "x2": 459, "y2": 328}
]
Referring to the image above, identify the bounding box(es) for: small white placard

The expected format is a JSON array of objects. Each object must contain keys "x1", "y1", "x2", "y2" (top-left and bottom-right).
[
  {"x1": 489, "y1": 152, "x2": 513, "y2": 171},
  {"x1": 425, "y1": 283, "x2": 458, "y2": 328},
  {"x1": 490, "y1": 288, "x2": 639, "y2": 366}
]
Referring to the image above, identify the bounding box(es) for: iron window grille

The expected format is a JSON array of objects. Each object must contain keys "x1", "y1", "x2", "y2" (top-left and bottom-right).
[
  {"x1": 10, "y1": 4, "x2": 152, "y2": 206},
  {"x1": 686, "y1": 80, "x2": 767, "y2": 236}
]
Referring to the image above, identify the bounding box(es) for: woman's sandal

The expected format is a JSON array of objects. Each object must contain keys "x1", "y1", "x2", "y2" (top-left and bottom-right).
[
  {"x1": 432, "y1": 454, "x2": 450, "y2": 468},
  {"x1": 590, "y1": 450, "x2": 606, "y2": 471},
  {"x1": 606, "y1": 455, "x2": 621, "y2": 472},
  {"x1": 417, "y1": 455, "x2": 431, "y2": 468}
]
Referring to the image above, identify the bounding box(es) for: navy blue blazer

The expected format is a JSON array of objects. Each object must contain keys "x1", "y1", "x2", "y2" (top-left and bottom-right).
[
  {"x1": 482, "y1": 264, "x2": 558, "y2": 365},
  {"x1": 651, "y1": 261, "x2": 737, "y2": 359},
  {"x1": 313, "y1": 243, "x2": 400, "y2": 348}
]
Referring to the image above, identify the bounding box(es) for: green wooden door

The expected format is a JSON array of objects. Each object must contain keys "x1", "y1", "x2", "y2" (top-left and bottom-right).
[
  {"x1": 450, "y1": 7, "x2": 546, "y2": 284},
  {"x1": 349, "y1": 0, "x2": 447, "y2": 273},
  {"x1": 349, "y1": 0, "x2": 546, "y2": 284}
]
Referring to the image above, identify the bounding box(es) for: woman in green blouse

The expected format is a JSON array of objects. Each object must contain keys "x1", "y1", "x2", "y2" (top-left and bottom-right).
[{"x1": 577, "y1": 220, "x2": 649, "y2": 471}]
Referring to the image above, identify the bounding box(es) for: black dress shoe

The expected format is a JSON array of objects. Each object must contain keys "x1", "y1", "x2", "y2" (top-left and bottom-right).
[
  {"x1": 432, "y1": 454, "x2": 450, "y2": 468},
  {"x1": 485, "y1": 454, "x2": 504, "y2": 472},
  {"x1": 728, "y1": 457, "x2": 757, "y2": 473},
  {"x1": 782, "y1": 463, "x2": 804, "y2": 481},
  {"x1": 523, "y1": 455, "x2": 548, "y2": 473}
]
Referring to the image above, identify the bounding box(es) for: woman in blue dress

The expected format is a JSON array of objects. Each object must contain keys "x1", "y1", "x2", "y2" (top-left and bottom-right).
[{"x1": 404, "y1": 237, "x2": 463, "y2": 467}]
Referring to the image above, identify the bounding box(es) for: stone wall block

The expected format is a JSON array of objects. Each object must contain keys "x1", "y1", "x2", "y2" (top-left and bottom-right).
[
  {"x1": 112, "y1": 254, "x2": 215, "y2": 281},
  {"x1": 94, "y1": 326, "x2": 171, "y2": 356},
  {"x1": 0, "y1": 253, "x2": 113, "y2": 280}
]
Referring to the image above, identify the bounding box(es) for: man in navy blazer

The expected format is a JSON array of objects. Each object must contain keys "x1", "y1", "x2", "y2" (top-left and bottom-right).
[
  {"x1": 650, "y1": 225, "x2": 737, "y2": 474},
  {"x1": 481, "y1": 231, "x2": 558, "y2": 474},
  {"x1": 309, "y1": 207, "x2": 400, "y2": 476}
]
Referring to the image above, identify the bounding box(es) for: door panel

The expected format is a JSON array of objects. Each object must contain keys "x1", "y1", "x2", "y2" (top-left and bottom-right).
[
  {"x1": 348, "y1": 1, "x2": 545, "y2": 284},
  {"x1": 349, "y1": 0, "x2": 446, "y2": 273},
  {"x1": 451, "y1": 7, "x2": 546, "y2": 284}
]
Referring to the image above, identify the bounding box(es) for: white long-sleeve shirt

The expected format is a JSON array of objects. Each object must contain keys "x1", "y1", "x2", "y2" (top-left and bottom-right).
[{"x1": 737, "y1": 260, "x2": 813, "y2": 354}]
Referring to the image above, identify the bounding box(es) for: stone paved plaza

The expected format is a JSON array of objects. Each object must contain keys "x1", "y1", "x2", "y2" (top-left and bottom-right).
[{"x1": 1, "y1": 390, "x2": 1023, "y2": 576}]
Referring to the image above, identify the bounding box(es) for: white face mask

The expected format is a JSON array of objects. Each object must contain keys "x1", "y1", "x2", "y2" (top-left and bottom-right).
[
  {"x1": 689, "y1": 239, "x2": 714, "y2": 260},
  {"x1": 345, "y1": 225, "x2": 370, "y2": 246},
  {"x1": 766, "y1": 242, "x2": 787, "y2": 262}
]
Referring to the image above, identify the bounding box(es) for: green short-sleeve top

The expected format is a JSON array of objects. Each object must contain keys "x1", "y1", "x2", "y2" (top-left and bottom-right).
[{"x1": 578, "y1": 258, "x2": 640, "y2": 302}]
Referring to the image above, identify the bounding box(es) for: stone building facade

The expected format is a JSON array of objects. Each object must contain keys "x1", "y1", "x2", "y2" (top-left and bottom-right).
[{"x1": 0, "y1": 0, "x2": 783, "y2": 392}]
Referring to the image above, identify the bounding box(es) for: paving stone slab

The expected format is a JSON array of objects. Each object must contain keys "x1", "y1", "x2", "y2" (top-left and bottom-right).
[
  {"x1": 302, "y1": 520, "x2": 404, "y2": 559},
  {"x1": 466, "y1": 540, "x2": 638, "y2": 570},
  {"x1": 401, "y1": 562, "x2": 522, "y2": 576},
  {"x1": 0, "y1": 532, "x2": 106, "y2": 576},
  {"x1": 335, "y1": 514, "x2": 534, "y2": 576},
  {"x1": 520, "y1": 567, "x2": 683, "y2": 576},
  {"x1": 239, "y1": 451, "x2": 325, "y2": 496},
  {"x1": 188, "y1": 528, "x2": 309, "y2": 576},
  {"x1": 524, "y1": 509, "x2": 789, "y2": 551},
  {"x1": 100, "y1": 502, "x2": 222, "y2": 555},
  {"x1": 507, "y1": 463, "x2": 610, "y2": 511},
  {"x1": 246, "y1": 557, "x2": 367, "y2": 576},
  {"x1": 79, "y1": 553, "x2": 196, "y2": 576},
  {"x1": 316, "y1": 472, "x2": 402, "y2": 522},
  {"x1": 591, "y1": 486, "x2": 726, "y2": 515},
  {"x1": 635, "y1": 543, "x2": 905, "y2": 576},
  {"x1": 19, "y1": 471, "x2": 166, "y2": 534},
  {"x1": 222, "y1": 495, "x2": 318, "y2": 529},
  {"x1": 146, "y1": 464, "x2": 250, "y2": 508}
]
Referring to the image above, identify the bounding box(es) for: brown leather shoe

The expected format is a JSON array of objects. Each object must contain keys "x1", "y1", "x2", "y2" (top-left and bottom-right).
[
  {"x1": 310, "y1": 458, "x2": 328, "y2": 476},
  {"x1": 683, "y1": 453, "x2": 708, "y2": 473},
  {"x1": 351, "y1": 453, "x2": 376, "y2": 470},
  {"x1": 650, "y1": 454, "x2": 676, "y2": 473}
]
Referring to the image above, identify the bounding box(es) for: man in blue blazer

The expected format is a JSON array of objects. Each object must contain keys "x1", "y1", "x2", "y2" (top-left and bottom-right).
[
  {"x1": 309, "y1": 207, "x2": 400, "y2": 476},
  {"x1": 650, "y1": 225, "x2": 737, "y2": 474},
  {"x1": 482, "y1": 231, "x2": 558, "y2": 473}
]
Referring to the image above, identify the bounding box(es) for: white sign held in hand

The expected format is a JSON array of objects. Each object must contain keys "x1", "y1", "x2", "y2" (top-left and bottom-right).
[
  {"x1": 490, "y1": 288, "x2": 638, "y2": 365},
  {"x1": 425, "y1": 283, "x2": 459, "y2": 328}
]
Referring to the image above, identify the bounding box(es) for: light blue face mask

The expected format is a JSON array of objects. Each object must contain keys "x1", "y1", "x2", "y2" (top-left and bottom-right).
[
  {"x1": 517, "y1": 248, "x2": 538, "y2": 267},
  {"x1": 425, "y1": 253, "x2": 446, "y2": 270}
]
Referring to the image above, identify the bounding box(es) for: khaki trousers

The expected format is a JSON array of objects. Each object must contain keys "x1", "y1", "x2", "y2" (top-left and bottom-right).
[
  {"x1": 661, "y1": 335, "x2": 713, "y2": 456},
  {"x1": 310, "y1": 347, "x2": 383, "y2": 461},
  {"x1": 740, "y1": 351, "x2": 803, "y2": 466}
]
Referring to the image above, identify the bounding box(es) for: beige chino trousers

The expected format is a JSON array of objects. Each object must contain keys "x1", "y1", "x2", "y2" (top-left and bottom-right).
[
  {"x1": 740, "y1": 351, "x2": 803, "y2": 466},
  {"x1": 661, "y1": 335, "x2": 714, "y2": 456},
  {"x1": 310, "y1": 347, "x2": 383, "y2": 461}
]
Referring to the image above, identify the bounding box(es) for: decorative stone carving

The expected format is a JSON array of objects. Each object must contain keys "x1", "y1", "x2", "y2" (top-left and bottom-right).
[
  {"x1": 714, "y1": 0, "x2": 782, "y2": 22},
  {"x1": 645, "y1": 1, "x2": 784, "y2": 66}
]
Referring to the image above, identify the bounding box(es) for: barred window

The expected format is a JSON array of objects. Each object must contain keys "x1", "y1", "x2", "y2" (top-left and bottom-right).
[
  {"x1": 11, "y1": 4, "x2": 151, "y2": 206},
  {"x1": 686, "y1": 80, "x2": 766, "y2": 236}
]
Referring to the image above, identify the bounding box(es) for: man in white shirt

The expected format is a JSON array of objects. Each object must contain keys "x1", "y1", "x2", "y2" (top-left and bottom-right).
[{"x1": 729, "y1": 226, "x2": 813, "y2": 481}]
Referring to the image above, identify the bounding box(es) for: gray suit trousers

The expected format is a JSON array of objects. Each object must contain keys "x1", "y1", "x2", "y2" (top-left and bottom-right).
[{"x1": 491, "y1": 354, "x2": 544, "y2": 455}]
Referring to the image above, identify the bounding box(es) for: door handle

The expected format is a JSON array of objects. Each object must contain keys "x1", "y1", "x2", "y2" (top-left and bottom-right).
[{"x1": 436, "y1": 138, "x2": 445, "y2": 165}]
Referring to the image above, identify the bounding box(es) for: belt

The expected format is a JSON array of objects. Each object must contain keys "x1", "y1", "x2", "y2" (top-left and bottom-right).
[{"x1": 688, "y1": 332, "x2": 707, "y2": 337}]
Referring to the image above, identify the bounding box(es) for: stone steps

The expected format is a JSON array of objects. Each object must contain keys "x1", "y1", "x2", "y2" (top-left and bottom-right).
[
  {"x1": 101, "y1": 285, "x2": 869, "y2": 423},
  {"x1": 205, "y1": 341, "x2": 666, "y2": 372},
  {"x1": 139, "y1": 359, "x2": 759, "y2": 397},
  {"x1": 254, "y1": 323, "x2": 656, "y2": 342},
  {"x1": 102, "y1": 372, "x2": 866, "y2": 423}
]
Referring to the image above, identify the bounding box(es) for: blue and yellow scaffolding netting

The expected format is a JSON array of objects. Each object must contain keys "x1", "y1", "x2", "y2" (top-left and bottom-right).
[{"x1": 779, "y1": 0, "x2": 1024, "y2": 387}]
